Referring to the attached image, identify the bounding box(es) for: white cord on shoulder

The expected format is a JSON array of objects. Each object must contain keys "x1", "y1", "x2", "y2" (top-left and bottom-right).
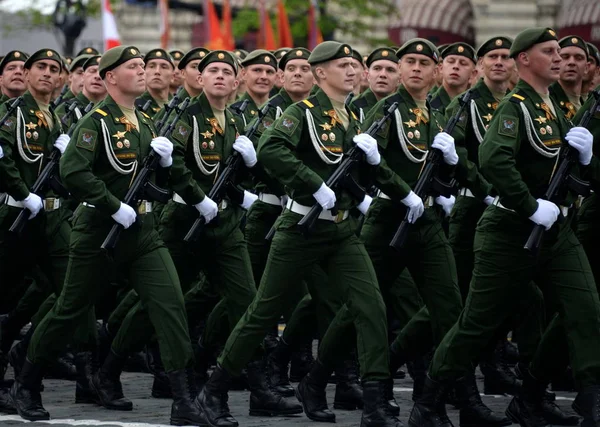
[
  {"x1": 469, "y1": 100, "x2": 486, "y2": 144},
  {"x1": 16, "y1": 107, "x2": 43, "y2": 164},
  {"x1": 305, "y1": 109, "x2": 343, "y2": 165},
  {"x1": 394, "y1": 109, "x2": 428, "y2": 163},
  {"x1": 192, "y1": 116, "x2": 220, "y2": 176},
  {"x1": 359, "y1": 108, "x2": 365, "y2": 124},
  {"x1": 74, "y1": 107, "x2": 82, "y2": 121},
  {"x1": 101, "y1": 118, "x2": 137, "y2": 175},
  {"x1": 275, "y1": 106, "x2": 283, "y2": 120},
  {"x1": 519, "y1": 103, "x2": 559, "y2": 158}
]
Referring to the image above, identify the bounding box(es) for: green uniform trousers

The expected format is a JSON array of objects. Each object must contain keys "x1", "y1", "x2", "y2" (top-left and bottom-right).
[
  {"x1": 219, "y1": 212, "x2": 389, "y2": 381},
  {"x1": 430, "y1": 206, "x2": 600, "y2": 388},
  {"x1": 28, "y1": 205, "x2": 192, "y2": 371}
]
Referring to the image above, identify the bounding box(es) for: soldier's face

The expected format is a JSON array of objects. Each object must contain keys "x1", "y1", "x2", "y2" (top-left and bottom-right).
[
  {"x1": 0, "y1": 61, "x2": 26, "y2": 94},
  {"x1": 106, "y1": 58, "x2": 146, "y2": 97},
  {"x1": 243, "y1": 64, "x2": 277, "y2": 97},
  {"x1": 367, "y1": 59, "x2": 400, "y2": 98},
  {"x1": 399, "y1": 54, "x2": 436, "y2": 92},
  {"x1": 171, "y1": 60, "x2": 184, "y2": 87},
  {"x1": 69, "y1": 67, "x2": 85, "y2": 95},
  {"x1": 480, "y1": 49, "x2": 514, "y2": 83},
  {"x1": 26, "y1": 59, "x2": 61, "y2": 96},
  {"x1": 182, "y1": 60, "x2": 203, "y2": 92},
  {"x1": 520, "y1": 41, "x2": 561, "y2": 84},
  {"x1": 199, "y1": 62, "x2": 238, "y2": 99},
  {"x1": 83, "y1": 65, "x2": 107, "y2": 98},
  {"x1": 351, "y1": 58, "x2": 365, "y2": 90},
  {"x1": 442, "y1": 55, "x2": 475, "y2": 89},
  {"x1": 559, "y1": 46, "x2": 588, "y2": 84},
  {"x1": 282, "y1": 59, "x2": 313, "y2": 96},
  {"x1": 145, "y1": 59, "x2": 174, "y2": 92},
  {"x1": 318, "y1": 58, "x2": 356, "y2": 93}
]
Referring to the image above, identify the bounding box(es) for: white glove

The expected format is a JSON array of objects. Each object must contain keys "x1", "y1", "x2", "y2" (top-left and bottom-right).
[
  {"x1": 194, "y1": 196, "x2": 219, "y2": 223},
  {"x1": 353, "y1": 133, "x2": 381, "y2": 165},
  {"x1": 435, "y1": 195, "x2": 455, "y2": 217},
  {"x1": 528, "y1": 199, "x2": 560, "y2": 230},
  {"x1": 483, "y1": 195, "x2": 494, "y2": 206},
  {"x1": 54, "y1": 134, "x2": 70, "y2": 155},
  {"x1": 313, "y1": 183, "x2": 336, "y2": 210},
  {"x1": 566, "y1": 127, "x2": 593, "y2": 166},
  {"x1": 431, "y1": 132, "x2": 458, "y2": 165},
  {"x1": 233, "y1": 135, "x2": 257, "y2": 168},
  {"x1": 23, "y1": 193, "x2": 43, "y2": 219},
  {"x1": 357, "y1": 194, "x2": 372, "y2": 215},
  {"x1": 241, "y1": 190, "x2": 258, "y2": 210},
  {"x1": 401, "y1": 191, "x2": 425, "y2": 224},
  {"x1": 111, "y1": 202, "x2": 137, "y2": 229},
  {"x1": 150, "y1": 136, "x2": 174, "y2": 167},
  {"x1": 0, "y1": 144, "x2": 4, "y2": 159}
]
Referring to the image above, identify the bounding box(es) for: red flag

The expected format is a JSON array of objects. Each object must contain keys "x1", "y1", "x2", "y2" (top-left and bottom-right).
[
  {"x1": 277, "y1": 0, "x2": 293, "y2": 48},
  {"x1": 159, "y1": 0, "x2": 170, "y2": 49},
  {"x1": 308, "y1": 0, "x2": 323, "y2": 49},
  {"x1": 222, "y1": 0, "x2": 235, "y2": 50},
  {"x1": 102, "y1": 0, "x2": 121, "y2": 51},
  {"x1": 204, "y1": 0, "x2": 226, "y2": 50},
  {"x1": 259, "y1": 0, "x2": 277, "y2": 50}
]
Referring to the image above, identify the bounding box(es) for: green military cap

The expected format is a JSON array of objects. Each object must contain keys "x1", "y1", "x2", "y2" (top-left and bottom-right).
[
  {"x1": 24, "y1": 48, "x2": 63, "y2": 70},
  {"x1": 82, "y1": 55, "x2": 101, "y2": 71},
  {"x1": 436, "y1": 44, "x2": 448, "y2": 61},
  {"x1": 198, "y1": 50, "x2": 238, "y2": 73},
  {"x1": 233, "y1": 49, "x2": 248, "y2": 60},
  {"x1": 76, "y1": 47, "x2": 100, "y2": 56},
  {"x1": 0, "y1": 50, "x2": 28, "y2": 75},
  {"x1": 476, "y1": 36, "x2": 513, "y2": 58},
  {"x1": 308, "y1": 41, "x2": 353, "y2": 65},
  {"x1": 278, "y1": 48, "x2": 311, "y2": 70},
  {"x1": 64, "y1": 56, "x2": 73, "y2": 67},
  {"x1": 169, "y1": 49, "x2": 185, "y2": 61},
  {"x1": 178, "y1": 47, "x2": 210, "y2": 70},
  {"x1": 441, "y1": 42, "x2": 476, "y2": 64},
  {"x1": 509, "y1": 27, "x2": 558, "y2": 58},
  {"x1": 70, "y1": 54, "x2": 92, "y2": 71},
  {"x1": 98, "y1": 45, "x2": 143, "y2": 79},
  {"x1": 273, "y1": 47, "x2": 291, "y2": 61},
  {"x1": 366, "y1": 47, "x2": 399, "y2": 68},
  {"x1": 587, "y1": 42, "x2": 600, "y2": 65},
  {"x1": 396, "y1": 38, "x2": 440, "y2": 62},
  {"x1": 558, "y1": 35, "x2": 589, "y2": 58},
  {"x1": 241, "y1": 49, "x2": 277, "y2": 70},
  {"x1": 144, "y1": 48, "x2": 175, "y2": 68},
  {"x1": 351, "y1": 48, "x2": 364, "y2": 65}
]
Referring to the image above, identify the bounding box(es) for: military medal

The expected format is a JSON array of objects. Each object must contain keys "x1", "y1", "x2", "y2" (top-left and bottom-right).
[
  {"x1": 404, "y1": 119, "x2": 417, "y2": 128},
  {"x1": 116, "y1": 141, "x2": 123, "y2": 148},
  {"x1": 319, "y1": 123, "x2": 332, "y2": 131},
  {"x1": 32, "y1": 131, "x2": 39, "y2": 140},
  {"x1": 414, "y1": 130, "x2": 421, "y2": 139},
  {"x1": 124, "y1": 139, "x2": 130, "y2": 148},
  {"x1": 112, "y1": 130, "x2": 127, "y2": 139},
  {"x1": 483, "y1": 114, "x2": 493, "y2": 122},
  {"x1": 540, "y1": 103, "x2": 555, "y2": 122},
  {"x1": 25, "y1": 122, "x2": 37, "y2": 130},
  {"x1": 200, "y1": 130, "x2": 214, "y2": 139},
  {"x1": 407, "y1": 131, "x2": 414, "y2": 139},
  {"x1": 26, "y1": 131, "x2": 32, "y2": 139},
  {"x1": 546, "y1": 125, "x2": 553, "y2": 135},
  {"x1": 412, "y1": 108, "x2": 428, "y2": 125},
  {"x1": 324, "y1": 110, "x2": 343, "y2": 127},
  {"x1": 321, "y1": 133, "x2": 328, "y2": 141},
  {"x1": 209, "y1": 141, "x2": 215, "y2": 149},
  {"x1": 207, "y1": 118, "x2": 223, "y2": 135},
  {"x1": 540, "y1": 127, "x2": 547, "y2": 135},
  {"x1": 534, "y1": 116, "x2": 547, "y2": 124},
  {"x1": 202, "y1": 141, "x2": 208, "y2": 149},
  {"x1": 329, "y1": 132, "x2": 336, "y2": 142}
]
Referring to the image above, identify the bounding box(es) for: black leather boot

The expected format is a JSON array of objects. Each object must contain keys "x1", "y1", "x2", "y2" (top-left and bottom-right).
[
  {"x1": 194, "y1": 337, "x2": 210, "y2": 391},
  {"x1": 539, "y1": 391, "x2": 579, "y2": 425},
  {"x1": 196, "y1": 364, "x2": 238, "y2": 427},
  {"x1": 74, "y1": 351, "x2": 98, "y2": 404},
  {"x1": 455, "y1": 374, "x2": 511, "y2": 427},
  {"x1": 146, "y1": 343, "x2": 171, "y2": 398},
  {"x1": 91, "y1": 349, "x2": 133, "y2": 410},
  {"x1": 407, "y1": 354, "x2": 429, "y2": 402},
  {"x1": 571, "y1": 385, "x2": 599, "y2": 426},
  {"x1": 295, "y1": 359, "x2": 335, "y2": 423},
  {"x1": 8, "y1": 337, "x2": 28, "y2": 381},
  {"x1": 46, "y1": 351, "x2": 77, "y2": 381},
  {"x1": 290, "y1": 342, "x2": 314, "y2": 382},
  {"x1": 266, "y1": 338, "x2": 294, "y2": 397},
  {"x1": 504, "y1": 369, "x2": 550, "y2": 427},
  {"x1": 387, "y1": 346, "x2": 407, "y2": 416},
  {"x1": 334, "y1": 355, "x2": 363, "y2": 410},
  {"x1": 247, "y1": 359, "x2": 303, "y2": 416},
  {"x1": 360, "y1": 381, "x2": 404, "y2": 426},
  {"x1": 408, "y1": 375, "x2": 453, "y2": 427},
  {"x1": 502, "y1": 339, "x2": 519, "y2": 367},
  {"x1": 481, "y1": 340, "x2": 522, "y2": 396},
  {"x1": 0, "y1": 380, "x2": 16, "y2": 414},
  {"x1": 168, "y1": 368, "x2": 208, "y2": 426},
  {"x1": 9, "y1": 358, "x2": 49, "y2": 420},
  {"x1": 263, "y1": 325, "x2": 279, "y2": 355},
  {"x1": 97, "y1": 322, "x2": 114, "y2": 365}
]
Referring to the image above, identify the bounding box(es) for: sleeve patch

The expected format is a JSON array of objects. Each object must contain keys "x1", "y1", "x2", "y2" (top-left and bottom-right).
[
  {"x1": 1, "y1": 117, "x2": 15, "y2": 131},
  {"x1": 274, "y1": 115, "x2": 299, "y2": 135},
  {"x1": 76, "y1": 129, "x2": 98, "y2": 151},
  {"x1": 498, "y1": 115, "x2": 519, "y2": 138},
  {"x1": 171, "y1": 120, "x2": 191, "y2": 145}
]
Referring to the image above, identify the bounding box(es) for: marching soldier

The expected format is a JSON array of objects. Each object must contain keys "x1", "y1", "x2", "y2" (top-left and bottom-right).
[
  {"x1": 582, "y1": 43, "x2": 600, "y2": 97},
  {"x1": 409, "y1": 27, "x2": 600, "y2": 427},
  {"x1": 75, "y1": 47, "x2": 100, "y2": 57},
  {"x1": 169, "y1": 49, "x2": 185, "y2": 96},
  {"x1": 0, "y1": 51, "x2": 28, "y2": 104},
  {"x1": 174, "y1": 47, "x2": 209, "y2": 99},
  {"x1": 350, "y1": 49, "x2": 366, "y2": 96},
  {"x1": 135, "y1": 49, "x2": 174, "y2": 121},
  {"x1": 61, "y1": 54, "x2": 91, "y2": 104},
  {"x1": 549, "y1": 36, "x2": 589, "y2": 119}
]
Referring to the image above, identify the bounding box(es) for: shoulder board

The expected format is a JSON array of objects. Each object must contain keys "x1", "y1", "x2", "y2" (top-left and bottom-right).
[
  {"x1": 230, "y1": 100, "x2": 246, "y2": 115},
  {"x1": 269, "y1": 94, "x2": 286, "y2": 108},
  {"x1": 134, "y1": 99, "x2": 146, "y2": 110},
  {"x1": 469, "y1": 88, "x2": 481, "y2": 100},
  {"x1": 91, "y1": 108, "x2": 108, "y2": 120},
  {"x1": 188, "y1": 102, "x2": 202, "y2": 116},
  {"x1": 509, "y1": 90, "x2": 527, "y2": 104},
  {"x1": 352, "y1": 97, "x2": 369, "y2": 109},
  {"x1": 298, "y1": 96, "x2": 319, "y2": 111},
  {"x1": 429, "y1": 95, "x2": 443, "y2": 110},
  {"x1": 384, "y1": 93, "x2": 404, "y2": 108}
]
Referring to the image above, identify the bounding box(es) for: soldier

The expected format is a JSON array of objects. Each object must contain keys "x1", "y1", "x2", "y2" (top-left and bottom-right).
[
  {"x1": 350, "y1": 49, "x2": 366, "y2": 96},
  {"x1": 550, "y1": 36, "x2": 589, "y2": 119},
  {"x1": 62, "y1": 54, "x2": 92, "y2": 103},
  {"x1": 582, "y1": 43, "x2": 600, "y2": 97},
  {"x1": 0, "y1": 51, "x2": 28, "y2": 104},
  {"x1": 175, "y1": 47, "x2": 209, "y2": 99},
  {"x1": 230, "y1": 50, "x2": 277, "y2": 126},
  {"x1": 75, "y1": 47, "x2": 100, "y2": 57},
  {"x1": 271, "y1": 47, "x2": 290, "y2": 96},
  {"x1": 9, "y1": 45, "x2": 206, "y2": 426},
  {"x1": 430, "y1": 42, "x2": 477, "y2": 116},
  {"x1": 232, "y1": 49, "x2": 249, "y2": 100},
  {"x1": 197, "y1": 41, "x2": 401, "y2": 427},
  {"x1": 135, "y1": 48, "x2": 174, "y2": 120},
  {"x1": 409, "y1": 27, "x2": 600, "y2": 427},
  {"x1": 169, "y1": 49, "x2": 185, "y2": 95}
]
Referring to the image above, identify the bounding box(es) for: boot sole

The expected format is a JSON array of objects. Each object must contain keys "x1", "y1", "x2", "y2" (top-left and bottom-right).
[
  {"x1": 294, "y1": 387, "x2": 336, "y2": 423},
  {"x1": 170, "y1": 416, "x2": 209, "y2": 426},
  {"x1": 460, "y1": 420, "x2": 512, "y2": 427},
  {"x1": 90, "y1": 380, "x2": 132, "y2": 411},
  {"x1": 249, "y1": 407, "x2": 304, "y2": 417},
  {"x1": 7, "y1": 392, "x2": 49, "y2": 421}
]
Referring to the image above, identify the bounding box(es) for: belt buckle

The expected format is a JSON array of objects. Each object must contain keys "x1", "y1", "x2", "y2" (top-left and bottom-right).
[
  {"x1": 138, "y1": 201, "x2": 152, "y2": 215},
  {"x1": 334, "y1": 210, "x2": 345, "y2": 223},
  {"x1": 45, "y1": 198, "x2": 55, "y2": 211}
]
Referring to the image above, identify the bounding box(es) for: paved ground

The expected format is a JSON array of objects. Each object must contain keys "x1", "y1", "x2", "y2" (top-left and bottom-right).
[{"x1": 0, "y1": 369, "x2": 578, "y2": 427}]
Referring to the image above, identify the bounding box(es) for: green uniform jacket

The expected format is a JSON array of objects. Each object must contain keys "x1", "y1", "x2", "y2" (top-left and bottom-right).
[
  {"x1": 135, "y1": 91, "x2": 169, "y2": 122},
  {"x1": 59, "y1": 95, "x2": 163, "y2": 216},
  {"x1": 550, "y1": 82, "x2": 580, "y2": 121},
  {"x1": 479, "y1": 79, "x2": 577, "y2": 217},
  {"x1": 430, "y1": 85, "x2": 453, "y2": 117},
  {"x1": 257, "y1": 88, "x2": 374, "y2": 209},
  {"x1": 351, "y1": 89, "x2": 378, "y2": 123},
  {"x1": 55, "y1": 91, "x2": 92, "y2": 132},
  {"x1": 230, "y1": 92, "x2": 260, "y2": 128},
  {"x1": 445, "y1": 79, "x2": 499, "y2": 199},
  {"x1": 574, "y1": 86, "x2": 600, "y2": 190},
  {"x1": 0, "y1": 94, "x2": 9, "y2": 105},
  {"x1": 61, "y1": 89, "x2": 75, "y2": 104},
  {"x1": 0, "y1": 91, "x2": 63, "y2": 200}
]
